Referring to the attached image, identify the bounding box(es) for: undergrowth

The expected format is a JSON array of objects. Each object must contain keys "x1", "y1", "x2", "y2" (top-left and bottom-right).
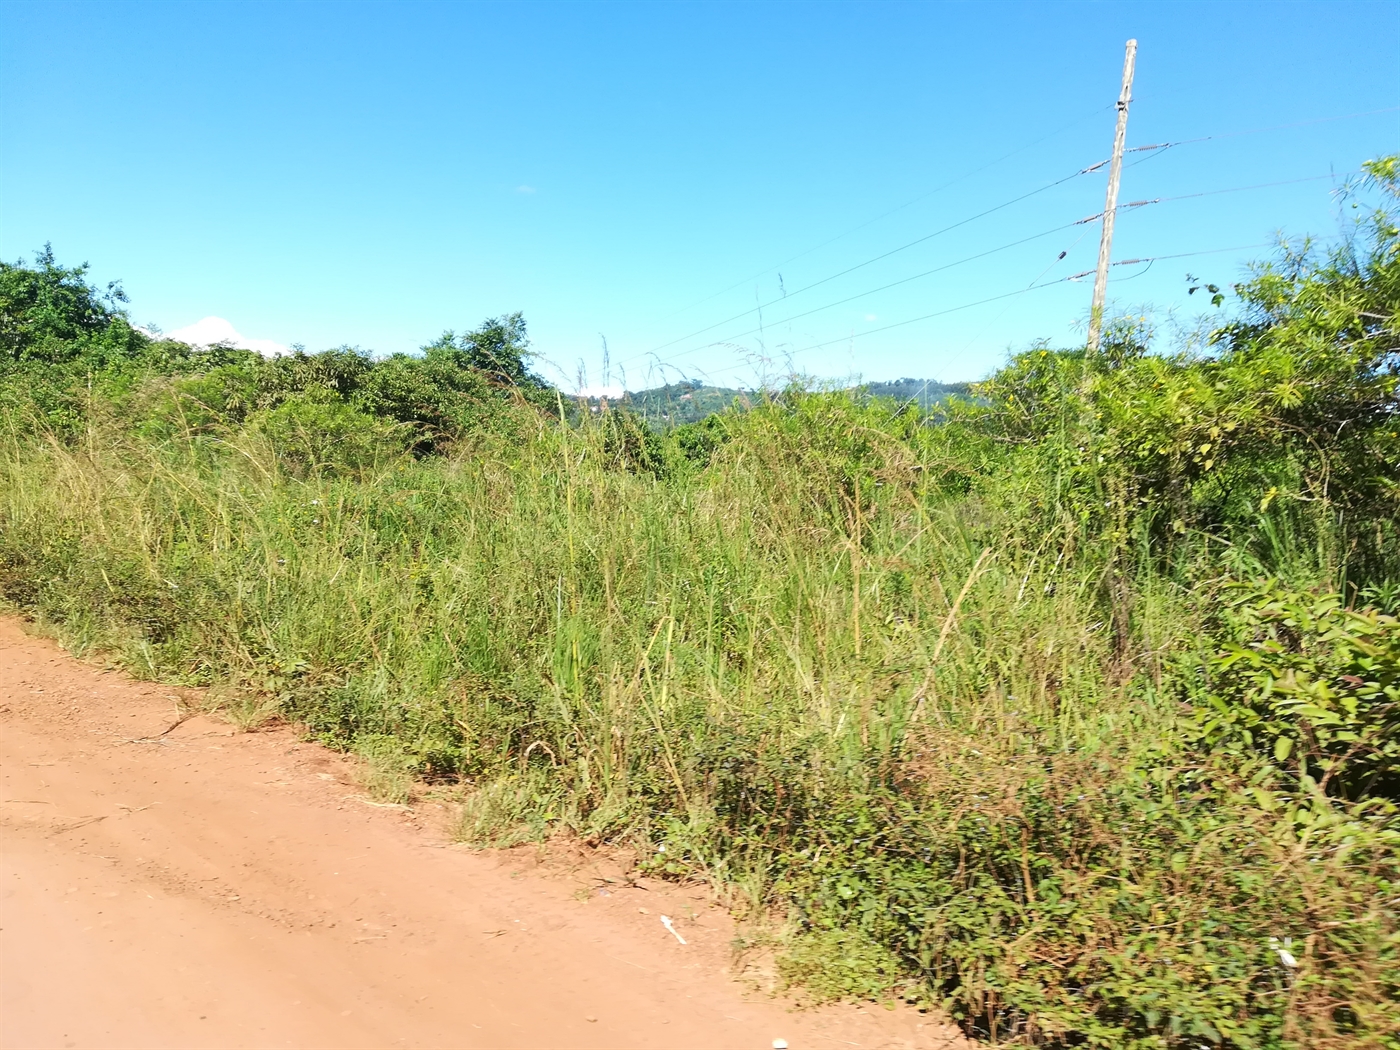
[{"x1": 1, "y1": 158, "x2": 1397, "y2": 1046}]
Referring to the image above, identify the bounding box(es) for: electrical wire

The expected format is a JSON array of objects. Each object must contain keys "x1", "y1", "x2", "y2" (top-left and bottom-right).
[
  {"x1": 1132, "y1": 105, "x2": 1400, "y2": 154},
  {"x1": 626, "y1": 104, "x2": 1395, "y2": 383},
  {"x1": 637, "y1": 162, "x2": 1369, "y2": 371},
  {"x1": 1071, "y1": 169, "x2": 1362, "y2": 226},
  {"x1": 891, "y1": 225, "x2": 1098, "y2": 413},
  {"x1": 693, "y1": 283, "x2": 1063, "y2": 383},
  {"x1": 646, "y1": 103, "x2": 1117, "y2": 326},
  {"x1": 1106, "y1": 242, "x2": 1278, "y2": 268},
  {"x1": 636, "y1": 218, "x2": 1086, "y2": 368},
  {"x1": 1085, "y1": 105, "x2": 1400, "y2": 171},
  {"x1": 694, "y1": 240, "x2": 1298, "y2": 382},
  {"x1": 624, "y1": 164, "x2": 1098, "y2": 366},
  {"x1": 1112, "y1": 259, "x2": 1156, "y2": 282},
  {"x1": 655, "y1": 169, "x2": 1335, "y2": 366},
  {"x1": 1135, "y1": 168, "x2": 1362, "y2": 207}
]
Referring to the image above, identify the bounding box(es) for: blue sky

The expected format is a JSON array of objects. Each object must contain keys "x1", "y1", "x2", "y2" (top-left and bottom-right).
[{"x1": 2, "y1": 1, "x2": 1396, "y2": 389}]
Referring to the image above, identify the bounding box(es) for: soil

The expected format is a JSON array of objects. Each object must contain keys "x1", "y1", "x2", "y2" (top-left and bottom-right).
[{"x1": 0, "y1": 618, "x2": 969, "y2": 1049}]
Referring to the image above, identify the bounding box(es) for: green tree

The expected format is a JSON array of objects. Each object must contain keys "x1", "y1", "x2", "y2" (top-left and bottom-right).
[{"x1": 0, "y1": 244, "x2": 141, "y2": 363}]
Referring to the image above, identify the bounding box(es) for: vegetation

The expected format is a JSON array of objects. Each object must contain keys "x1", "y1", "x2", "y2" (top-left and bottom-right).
[
  {"x1": 1, "y1": 158, "x2": 1397, "y2": 1048},
  {"x1": 610, "y1": 379, "x2": 756, "y2": 426},
  {"x1": 859, "y1": 376, "x2": 972, "y2": 410},
  {"x1": 586, "y1": 377, "x2": 970, "y2": 428}
]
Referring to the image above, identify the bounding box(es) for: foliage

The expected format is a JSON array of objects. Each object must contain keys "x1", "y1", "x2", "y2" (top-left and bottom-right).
[
  {"x1": 248, "y1": 395, "x2": 409, "y2": 478},
  {"x1": 1, "y1": 158, "x2": 1398, "y2": 1047},
  {"x1": 596, "y1": 406, "x2": 670, "y2": 476},
  {"x1": 1196, "y1": 581, "x2": 1400, "y2": 801},
  {"x1": 0, "y1": 243, "x2": 140, "y2": 363},
  {"x1": 0, "y1": 248, "x2": 556, "y2": 449},
  {"x1": 611, "y1": 379, "x2": 755, "y2": 427},
  {"x1": 858, "y1": 376, "x2": 973, "y2": 411},
  {"x1": 591, "y1": 377, "x2": 968, "y2": 430},
  {"x1": 975, "y1": 158, "x2": 1399, "y2": 545}
]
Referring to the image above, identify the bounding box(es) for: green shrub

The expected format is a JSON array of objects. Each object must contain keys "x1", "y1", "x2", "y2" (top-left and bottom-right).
[
  {"x1": 248, "y1": 395, "x2": 408, "y2": 477},
  {"x1": 2, "y1": 158, "x2": 1397, "y2": 1048},
  {"x1": 778, "y1": 927, "x2": 907, "y2": 1004},
  {"x1": 1196, "y1": 581, "x2": 1400, "y2": 801}
]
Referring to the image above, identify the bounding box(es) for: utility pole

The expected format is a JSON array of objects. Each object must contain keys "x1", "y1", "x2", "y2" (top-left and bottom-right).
[{"x1": 1087, "y1": 38, "x2": 1137, "y2": 354}]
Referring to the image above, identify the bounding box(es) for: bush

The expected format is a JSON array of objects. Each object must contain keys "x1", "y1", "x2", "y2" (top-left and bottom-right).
[
  {"x1": 2, "y1": 159, "x2": 1398, "y2": 1047},
  {"x1": 248, "y1": 395, "x2": 409, "y2": 477},
  {"x1": 1196, "y1": 581, "x2": 1400, "y2": 801}
]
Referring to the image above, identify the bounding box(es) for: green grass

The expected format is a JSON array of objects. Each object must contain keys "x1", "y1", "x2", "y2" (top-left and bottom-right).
[
  {"x1": 1, "y1": 389, "x2": 1395, "y2": 1047},
  {"x1": 2, "y1": 161, "x2": 1397, "y2": 1045}
]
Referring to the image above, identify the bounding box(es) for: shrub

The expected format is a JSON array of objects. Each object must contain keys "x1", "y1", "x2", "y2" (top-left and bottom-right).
[
  {"x1": 248, "y1": 395, "x2": 409, "y2": 477},
  {"x1": 3, "y1": 158, "x2": 1398, "y2": 1049},
  {"x1": 1196, "y1": 581, "x2": 1400, "y2": 801}
]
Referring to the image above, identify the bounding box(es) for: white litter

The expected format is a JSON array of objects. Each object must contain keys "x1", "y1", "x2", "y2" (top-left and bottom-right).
[
  {"x1": 659, "y1": 915, "x2": 687, "y2": 944},
  {"x1": 1269, "y1": 936, "x2": 1299, "y2": 968},
  {"x1": 772, "y1": 1040, "x2": 788, "y2": 1049}
]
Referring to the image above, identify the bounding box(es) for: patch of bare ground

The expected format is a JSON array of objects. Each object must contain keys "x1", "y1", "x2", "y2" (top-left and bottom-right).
[{"x1": 0, "y1": 617, "x2": 969, "y2": 1049}]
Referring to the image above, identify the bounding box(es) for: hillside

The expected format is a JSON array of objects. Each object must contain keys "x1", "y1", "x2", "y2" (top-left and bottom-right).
[
  {"x1": 589, "y1": 378, "x2": 972, "y2": 428},
  {"x1": 615, "y1": 380, "x2": 757, "y2": 426}
]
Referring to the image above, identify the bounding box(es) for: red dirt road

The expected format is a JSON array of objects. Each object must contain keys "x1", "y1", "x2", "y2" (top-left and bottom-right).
[{"x1": 0, "y1": 619, "x2": 965, "y2": 1049}]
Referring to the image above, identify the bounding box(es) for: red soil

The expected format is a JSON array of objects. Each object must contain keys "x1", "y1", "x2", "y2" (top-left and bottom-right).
[{"x1": 0, "y1": 618, "x2": 967, "y2": 1049}]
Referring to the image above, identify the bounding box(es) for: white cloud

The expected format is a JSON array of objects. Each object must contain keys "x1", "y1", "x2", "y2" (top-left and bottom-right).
[
  {"x1": 515, "y1": 184, "x2": 537, "y2": 194},
  {"x1": 166, "y1": 316, "x2": 289, "y2": 357},
  {"x1": 864, "y1": 314, "x2": 878, "y2": 322}
]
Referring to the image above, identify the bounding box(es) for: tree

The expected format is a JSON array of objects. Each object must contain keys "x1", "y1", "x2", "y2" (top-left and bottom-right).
[
  {"x1": 0, "y1": 244, "x2": 134, "y2": 362},
  {"x1": 421, "y1": 313, "x2": 544, "y2": 391}
]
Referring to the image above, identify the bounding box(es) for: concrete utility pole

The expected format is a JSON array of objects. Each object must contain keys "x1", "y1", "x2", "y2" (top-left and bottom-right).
[{"x1": 1087, "y1": 38, "x2": 1138, "y2": 354}]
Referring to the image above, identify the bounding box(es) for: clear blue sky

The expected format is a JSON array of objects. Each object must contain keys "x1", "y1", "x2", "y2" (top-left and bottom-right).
[{"x1": 2, "y1": 1, "x2": 1396, "y2": 389}]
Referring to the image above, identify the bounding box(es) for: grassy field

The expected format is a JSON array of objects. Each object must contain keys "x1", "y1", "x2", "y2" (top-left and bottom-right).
[{"x1": 2, "y1": 161, "x2": 1397, "y2": 1046}]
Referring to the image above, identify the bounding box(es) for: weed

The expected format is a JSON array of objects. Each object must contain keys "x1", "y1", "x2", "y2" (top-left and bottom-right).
[
  {"x1": 352, "y1": 733, "x2": 417, "y2": 805},
  {"x1": 453, "y1": 772, "x2": 564, "y2": 848},
  {"x1": 2, "y1": 159, "x2": 1397, "y2": 1045}
]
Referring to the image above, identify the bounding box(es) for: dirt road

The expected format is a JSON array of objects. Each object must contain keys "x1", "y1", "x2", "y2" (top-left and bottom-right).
[{"x1": 0, "y1": 619, "x2": 964, "y2": 1049}]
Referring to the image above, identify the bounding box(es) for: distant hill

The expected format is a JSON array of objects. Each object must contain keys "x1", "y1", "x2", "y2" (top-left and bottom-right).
[
  {"x1": 582, "y1": 378, "x2": 971, "y2": 427},
  {"x1": 856, "y1": 377, "x2": 972, "y2": 411},
  {"x1": 617, "y1": 381, "x2": 757, "y2": 427}
]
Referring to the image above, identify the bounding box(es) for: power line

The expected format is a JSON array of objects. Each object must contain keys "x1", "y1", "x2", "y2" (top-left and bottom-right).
[
  {"x1": 640, "y1": 218, "x2": 1086, "y2": 368},
  {"x1": 1105, "y1": 241, "x2": 1283, "y2": 268},
  {"x1": 693, "y1": 284, "x2": 1064, "y2": 383},
  {"x1": 780, "y1": 281, "x2": 1063, "y2": 355},
  {"x1": 696, "y1": 240, "x2": 1296, "y2": 380},
  {"x1": 634, "y1": 106, "x2": 1395, "y2": 371},
  {"x1": 636, "y1": 160, "x2": 1372, "y2": 372},
  {"x1": 1111, "y1": 259, "x2": 1156, "y2": 282},
  {"x1": 1072, "y1": 168, "x2": 1361, "y2": 225},
  {"x1": 655, "y1": 170, "x2": 1341, "y2": 369},
  {"x1": 890, "y1": 225, "x2": 1098, "y2": 412},
  {"x1": 625, "y1": 104, "x2": 1395, "y2": 385},
  {"x1": 1146, "y1": 168, "x2": 1361, "y2": 205},
  {"x1": 646, "y1": 104, "x2": 1116, "y2": 326},
  {"x1": 625, "y1": 164, "x2": 1097, "y2": 367},
  {"x1": 1089, "y1": 105, "x2": 1400, "y2": 170}
]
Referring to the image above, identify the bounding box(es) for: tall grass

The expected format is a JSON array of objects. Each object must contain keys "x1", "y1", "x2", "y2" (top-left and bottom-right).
[
  {"x1": 6, "y1": 165, "x2": 1398, "y2": 1042},
  {"x1": 2, "y1": 387, "x2": 1395, "y2": 1047}
]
